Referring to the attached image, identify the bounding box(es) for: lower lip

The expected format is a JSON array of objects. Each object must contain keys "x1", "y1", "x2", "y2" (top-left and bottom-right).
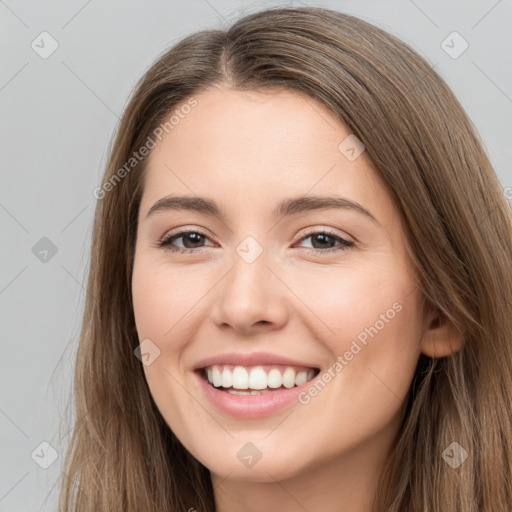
[{"x1": 195, "y1": 371, "x2": 314, "y2": 419}]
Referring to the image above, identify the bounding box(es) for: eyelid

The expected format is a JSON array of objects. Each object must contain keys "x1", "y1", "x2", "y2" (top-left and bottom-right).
[
  {"x1": 158, "y1": 225, "x2": 355, "y2": 255},
  {"x1": 160, "y1": 225, "x2": 215, "y2": 240},
  {"x1": 160, "y1": 225, "x2": 353, "y2": 242},
  {"x1": 159, "y1": 227, "x2": 217, "y2": 248},
  {"x1": 294, "y1": 226, "x2": 354, "y2": 245}
]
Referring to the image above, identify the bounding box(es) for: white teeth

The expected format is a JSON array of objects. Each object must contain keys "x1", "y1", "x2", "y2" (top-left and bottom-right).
[
  {"x1": 227, "y1": 389, "x2": 272, "y2": 395},
  {"x1": 232, "y1": 366, "x2": 249, "y2": 389},
  {"x1": 204, "y1": 364, "x2": 317, "y2": 391},
  {"x1": 295, "y1": 370, "x2": 308, "y2": 386},
  {"x1": 267, "y1": 368, "x2": 282, "y2": 388},
  {"x1": 249, "y1": 367, "x2": 267, "y2": 390},
  {"x1": 212, "y1": 366, "x2": 222, "y2": 387},
  {"x1": 221, "y1": 367, "x2": 233, "y2": 388},
  {"x1": 282, "y1": 367, "x2": 296, "y2": 388}
]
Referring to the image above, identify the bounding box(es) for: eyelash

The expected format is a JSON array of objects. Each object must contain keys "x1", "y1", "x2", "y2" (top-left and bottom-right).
[{"x1": 158, "y1": 229, "x2": 354, "y2": 255}]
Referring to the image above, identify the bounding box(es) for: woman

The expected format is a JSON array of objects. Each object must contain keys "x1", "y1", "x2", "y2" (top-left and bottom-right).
[{"x1": 59, "y1": 6, "x2": 512, "y2": 511}]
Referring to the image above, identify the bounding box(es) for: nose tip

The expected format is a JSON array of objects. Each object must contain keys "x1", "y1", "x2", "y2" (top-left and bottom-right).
[
  {"x1": 230, "y1": 319, "x2": 273, "y2": 335},
  {"x1": 210, "y1": 256, "x2": 289, "y2": 335}
]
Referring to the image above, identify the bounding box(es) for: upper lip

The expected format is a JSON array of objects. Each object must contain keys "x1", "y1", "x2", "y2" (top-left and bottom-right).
[{"x1": 194, "y1": 351, "x2": 319, "y2": 370}]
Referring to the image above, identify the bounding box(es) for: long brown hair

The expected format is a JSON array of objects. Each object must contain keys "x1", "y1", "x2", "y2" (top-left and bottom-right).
[{"x1": 58, "y1": 6, "x2": 512, "y2": 511}]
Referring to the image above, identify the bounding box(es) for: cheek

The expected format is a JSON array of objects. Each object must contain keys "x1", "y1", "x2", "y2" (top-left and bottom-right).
[
  {"x1": 287, "y1": 274, "x2": 422, "y2": 465},
  {"x1": 131, "y1": 258, "x2": 199, "y2": 343},
  {"x1": 297, "y1": 261, "x2": 417, "y2": 343},
  {"x1": 131, "y1": 259, "x2": 206, "y2": 449},
  {"x1": 299, "y1": 261, "x2": 422, "y2": 396}
]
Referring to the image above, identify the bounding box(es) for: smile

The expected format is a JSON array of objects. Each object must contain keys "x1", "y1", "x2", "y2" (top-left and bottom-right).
[{"x1": 203, "y1": 364, "x2": 318, "y2": 395}]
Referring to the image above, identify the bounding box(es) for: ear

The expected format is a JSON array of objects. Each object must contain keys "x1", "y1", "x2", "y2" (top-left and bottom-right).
[{"x1": 420, "y1": 304, "x2": 464, "y2": 358}]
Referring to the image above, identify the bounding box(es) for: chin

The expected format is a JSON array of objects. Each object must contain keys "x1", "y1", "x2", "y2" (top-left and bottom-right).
[{"x1": 187, "y1": 435, "x2": 317, "y2": 483}]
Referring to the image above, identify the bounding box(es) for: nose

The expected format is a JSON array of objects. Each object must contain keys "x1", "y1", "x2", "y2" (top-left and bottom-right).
[{"x1": 210, "y1": 248, "x2": 289, "y2": 335}]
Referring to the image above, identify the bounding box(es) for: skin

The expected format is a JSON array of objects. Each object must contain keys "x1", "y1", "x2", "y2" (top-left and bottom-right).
[{"x1": 131, "y1": 86, "x2": 462, "y2": 512}]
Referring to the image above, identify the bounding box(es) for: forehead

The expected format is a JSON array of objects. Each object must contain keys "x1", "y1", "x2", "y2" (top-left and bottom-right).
[
  {"x1": 154, "y1": 86, "x2": 347, "y2": 163},
  {"x1": 140, "y1": 87, "x2": 399, "y2": 231}
]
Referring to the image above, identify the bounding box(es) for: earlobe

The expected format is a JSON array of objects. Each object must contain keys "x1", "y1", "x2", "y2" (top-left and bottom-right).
[{"x1": 420, "y1": 309, "x2": 464, "y2": 358}]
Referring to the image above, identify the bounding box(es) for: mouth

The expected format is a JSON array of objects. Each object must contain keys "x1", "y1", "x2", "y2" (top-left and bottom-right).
[{"x1": 199, "y1": 364, "x2": 321, "y2": 395}]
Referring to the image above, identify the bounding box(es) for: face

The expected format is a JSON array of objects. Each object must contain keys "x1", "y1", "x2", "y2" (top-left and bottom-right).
[{"x1": 131, "y1": 86, "x2": 430, "y2": 483}]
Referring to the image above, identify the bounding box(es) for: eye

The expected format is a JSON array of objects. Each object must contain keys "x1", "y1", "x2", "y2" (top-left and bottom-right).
[
  {"x1": 158, "y1": 229, "x2": 354, "y2": 254},
  {"x1": 158, "y1": 230, "x2": 215, "y2": 253},
  {"x1": 294, "y1": 230, "x2": 354, "y2": 254}
]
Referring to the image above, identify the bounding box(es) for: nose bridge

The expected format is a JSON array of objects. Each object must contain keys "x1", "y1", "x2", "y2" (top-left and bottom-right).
[
  {"x1": 226, "y1": 234, "x2": 272, "y2": 304},
  {"x1": 212, "y1": 233, "x2": 288, "y2": 332}
]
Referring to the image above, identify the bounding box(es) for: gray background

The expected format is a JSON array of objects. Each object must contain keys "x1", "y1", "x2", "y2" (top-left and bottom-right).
[{"x1": 1, "y1": 0, "x2": 510, "y2": 510}]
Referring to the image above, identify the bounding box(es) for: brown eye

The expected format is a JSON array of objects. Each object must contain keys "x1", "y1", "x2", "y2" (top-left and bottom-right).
[
  {"x1": 176, "y1": 232, "x2": 206, "y2": 249},
  {"x1": 296, "y1": 231, "x2": 354, "y2": 254},
  {"x1": 159, "y1": 230, "x2": 214, "y2": 253}
]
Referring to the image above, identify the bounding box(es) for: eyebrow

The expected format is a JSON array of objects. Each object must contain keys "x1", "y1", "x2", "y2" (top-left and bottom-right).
[{"x1": 146, "y1": 195, "x2": 379, "y2": 225}]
